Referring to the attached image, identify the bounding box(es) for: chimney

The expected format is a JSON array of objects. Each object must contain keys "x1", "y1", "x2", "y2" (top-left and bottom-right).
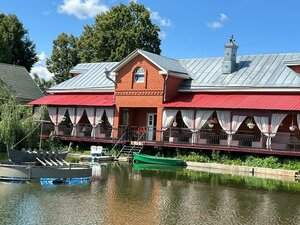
[{"x1": 222, "y1": 35, "x2": 238, "y2": 74}]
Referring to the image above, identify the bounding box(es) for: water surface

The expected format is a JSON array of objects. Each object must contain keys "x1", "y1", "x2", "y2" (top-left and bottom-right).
[{"x1": 0, "y1": 162, "x2": 299, "y2": 225}]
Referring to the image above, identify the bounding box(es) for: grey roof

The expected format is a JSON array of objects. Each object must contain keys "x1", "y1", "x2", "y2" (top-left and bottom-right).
[
  {"x1": 0, "y1": 63, "x2": 44, "y2": 102},
  {"x1": 50, "y1": 62, "x2": 118, "y2": 90},
  {"x1": 137, "y1": 49, "x2": 189, "y2": 76},
  {"x1": 179, "y1": 53, "x2": 300, "y2": 90},
  {"x1": 112, "y1": 49, "x2": 189, "y2": 78},
  {"x1": 49, "y1": 50, "x2": 300, "y2": 92}
]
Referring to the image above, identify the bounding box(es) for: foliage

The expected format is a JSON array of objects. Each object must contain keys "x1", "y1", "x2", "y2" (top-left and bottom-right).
[
  {"x1": 0, "y1": 83, "x2": 47, "y2": 152},
  {"x1": 77, "y1": 2, "x2": 161, "y2": 62},
  {"x1": 177, "y1": 151, "x2": 209, "y2": 162},
  {"x1": 46, "y1": 33, "x2": 80, "y2": 84},
  {"x1": 0, "y1": 13, "x2": 37, "y2": 71},
  {"x1": 175, "y1": 150, "x2": 300, "y2": 170},
  {"x1": 66, "y1": 156, "x2": 80, "y2": 163},
  {"x1": 0, "y1": 79, "x2": 14, "y2": 104},
  {"x1": 33, "y1": 73, "x2": 55, "y2": 93}
]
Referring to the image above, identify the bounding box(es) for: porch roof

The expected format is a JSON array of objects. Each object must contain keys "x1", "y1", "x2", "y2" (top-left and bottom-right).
[
  {"x1": 29, "y1": 94, "x2": 114, "y2": 106},
  {"x1": 164, "y1": 93, "x2": 300, "y2": 111}
]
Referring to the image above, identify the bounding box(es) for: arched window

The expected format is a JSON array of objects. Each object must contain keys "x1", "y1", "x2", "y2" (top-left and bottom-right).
[{"x1": 134, "y1": 67, "x2": 145, "y2": 83}]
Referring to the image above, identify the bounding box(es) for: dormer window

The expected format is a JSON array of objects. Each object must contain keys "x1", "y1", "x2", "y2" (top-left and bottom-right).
[{"x1": 134, "y1": 67, "x2": 145, "y2": 83}]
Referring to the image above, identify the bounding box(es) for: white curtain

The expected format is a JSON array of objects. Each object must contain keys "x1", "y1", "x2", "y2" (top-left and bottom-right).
[
  {"x1": 105, "y1": 108, "x2": 114, "y2": 126},
  {"x1": 105, "y1": 108, "x2": 114, "y2": 137},
  {"x1": 254, "y1": 116, "x2": 269, "y2": 148},
  {"x1": 231, "y1": 115, "x2": 246, "y2": 144},
  {"x1": 195, "y1": 110, "x2": 214, "y2": 130},
  {"x1": 162, "y1": 109, "x2": 178, "y2": 131},
  {"x1": 181, "y1": 110, "x2": 194, "y2": 131},
  {"x1": 179, "y1": 109, "x2": 214, "y2": 143},
  {"x1": 297, "y1": 114, "x2": 300, "y2": 130},
  {"x1": 47, "y1": 107, "x2": 57, "y2": 125},
  {"x1": 67, "y1": 107, "x2": 85, "y2": 136},
  {"x1": 254, "y1": 114, "x2": 286, "y2": 149},
  {"x1": 86, "y1": 108, "x2": 105, "y2": 138},
  {"x1": 217, "y1": 111, "x2": 232, "y2": 145},
  {"x1": 48, "y1": 107, "x2": 58, "y2": 134},
  {"x1": 55, "y1": 107, "x2": 67, "y2": 134},
  {"x1": 181, "y1": 110, "x2": 196, "y2": 143}
]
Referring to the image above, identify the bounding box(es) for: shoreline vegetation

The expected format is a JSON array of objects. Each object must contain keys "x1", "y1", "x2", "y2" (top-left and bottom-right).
[
  {"x1": 66, "y1": 147, "x2": 300, "y2": 171},
  {"x1": 174, "y1": 150, "x2": 300, "y2": 171}
]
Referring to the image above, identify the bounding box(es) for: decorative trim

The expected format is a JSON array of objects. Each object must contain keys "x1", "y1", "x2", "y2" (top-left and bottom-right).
[
  {"x1": 48, "y1": 88, "x2": 115, "y2": 94},
  {"x1": 178, "y1": 87, "x2": 300, "y2": 93},
  {"x1": 115, "y1": 89, "x2": 163, "y2": 96}
]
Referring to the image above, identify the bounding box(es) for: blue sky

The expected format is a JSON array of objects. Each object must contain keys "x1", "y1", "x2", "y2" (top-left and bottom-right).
[{"x1": 1, "y1": 0, "x2": 300, "y2": 80}]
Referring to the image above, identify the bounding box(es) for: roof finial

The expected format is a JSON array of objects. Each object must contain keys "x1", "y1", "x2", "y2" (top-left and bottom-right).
[{"x1": 230, "y1": 34, "x2": 235, "y2": 44}]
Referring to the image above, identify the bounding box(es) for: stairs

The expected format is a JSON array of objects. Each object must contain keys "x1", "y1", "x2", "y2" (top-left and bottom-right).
[{"x1": 116, "y1": 144, "x2": 143, "y2": 159}]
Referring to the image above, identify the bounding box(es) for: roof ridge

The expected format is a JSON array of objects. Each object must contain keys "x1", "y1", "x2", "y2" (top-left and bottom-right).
[{"x1": 178, "y1": 52, "x2": 299, "y2": 61}]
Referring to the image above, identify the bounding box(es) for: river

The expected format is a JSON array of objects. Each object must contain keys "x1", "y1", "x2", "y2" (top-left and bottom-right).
[{"x1": 0, "y1": 162, "x2": 299, "y2": 225}]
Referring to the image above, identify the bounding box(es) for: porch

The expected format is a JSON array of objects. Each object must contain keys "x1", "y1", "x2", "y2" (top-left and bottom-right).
[{"x1": 42, "y1": 123, "x2": 300, "y2": 157}]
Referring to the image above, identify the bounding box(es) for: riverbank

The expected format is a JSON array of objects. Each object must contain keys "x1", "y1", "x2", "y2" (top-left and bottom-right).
[
  {"x1": 117, "y1": 156, "x2": 300, "y2": 182},
  {"x1": 67, "y1": 153, "x2": 300, "y2": 182}
]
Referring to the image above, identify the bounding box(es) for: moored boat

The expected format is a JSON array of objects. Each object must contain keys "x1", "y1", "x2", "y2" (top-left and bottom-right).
[
  {"x1": 0, "y1": 163, "x2": 92, "y2": 181},
  {"x1": 133, "y1": 153, "x2": 186, "y2": 166},
  {"x1": 9, "y1": 148, "x2": 69, "y2": 164}
]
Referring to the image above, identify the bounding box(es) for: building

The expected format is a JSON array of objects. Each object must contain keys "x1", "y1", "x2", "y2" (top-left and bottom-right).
[
  {"x1": 0, "y1": 63, "x2": 44, "y2": 103},
  {"x1": 30, "y1": 37, "x2": 300, "y2": 156}
]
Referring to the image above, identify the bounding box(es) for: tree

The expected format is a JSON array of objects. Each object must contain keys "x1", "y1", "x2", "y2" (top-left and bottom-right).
[
  {"x1": 78, "y1": 2, "x2": 161, "y2": 62},
  {"x1": 33, "y1": 73, "x2": 55, "y2": 93},
  {"x1": 0, "y1": 80, "x2": 46, "y2": 153},
  {"x1": 0, "y1": 13, "x2": 37, "y2": 71},
  {"x1": 46, "y1": 33, "x2": 80, "y2": 84}
]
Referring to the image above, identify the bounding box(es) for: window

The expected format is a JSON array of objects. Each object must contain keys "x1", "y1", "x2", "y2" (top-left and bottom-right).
[{"x1": 134, "y1": 67, "x2": 145, "y2": 83}]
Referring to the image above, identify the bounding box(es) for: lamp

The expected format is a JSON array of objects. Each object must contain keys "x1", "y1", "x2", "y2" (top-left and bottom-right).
[
  {"x1": 172, "y1": 118, "x2": 177, "y2": 127},
  {"x1": 207, "y1": 117, "x2": 215, "y2": 128},
  {"x1": 289, "y1": 115, "x2": 297, "y2": 131},
  {"x1": 247, "y1": 117, "x2": 255, "y2": 129}
]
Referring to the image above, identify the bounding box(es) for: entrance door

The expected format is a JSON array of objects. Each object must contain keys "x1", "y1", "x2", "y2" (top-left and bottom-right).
[{"x1": 147, "y1": 113, "x2": 157, "y2": 141}]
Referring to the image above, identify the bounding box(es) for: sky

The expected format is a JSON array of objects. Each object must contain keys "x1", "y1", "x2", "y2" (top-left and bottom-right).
[{"x1": 1, "y1": 0, "x2": 300, "y2": 80}]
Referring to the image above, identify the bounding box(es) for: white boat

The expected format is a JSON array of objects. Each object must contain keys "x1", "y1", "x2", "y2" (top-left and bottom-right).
[{"x1": 80, "y1": 146, "x2": 114, "y2": 162}]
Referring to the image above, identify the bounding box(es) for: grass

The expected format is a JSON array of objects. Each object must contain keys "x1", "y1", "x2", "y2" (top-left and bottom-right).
[{"x1": 176, "y1": 150, "x2": 300, "y2": 170}]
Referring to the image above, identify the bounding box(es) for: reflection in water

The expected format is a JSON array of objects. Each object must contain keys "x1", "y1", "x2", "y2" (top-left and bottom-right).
[{"x1": 0, "y1": 162, "x2": 299, "y2": 225}]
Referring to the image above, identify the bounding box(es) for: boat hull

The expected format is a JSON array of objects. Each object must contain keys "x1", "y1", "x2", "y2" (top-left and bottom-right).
[
  {"x1": 0, "y1": 163, "x2": 92, "y2": 180},
  {"x1": 133, "y1": 153, "x2": 185, "y2": 166},
  {"x1": 9, "y1": 148, "x2": 69, "y2": 163},
  {"x1": 132, "y1": 163, "x2": 184, "y2": 171},
  {"x1": 80, "y1": 155, "x2": 114, "y2": 162}
]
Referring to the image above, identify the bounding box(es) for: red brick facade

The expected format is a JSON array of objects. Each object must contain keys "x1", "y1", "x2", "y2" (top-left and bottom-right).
[{"x1": 113, "y1": 54, "x2": 183, "y2": 140}]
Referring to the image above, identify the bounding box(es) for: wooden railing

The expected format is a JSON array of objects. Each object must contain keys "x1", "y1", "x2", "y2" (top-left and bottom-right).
[{"x1": 41, "y1": 124, "x2": 300, "y2": 152}]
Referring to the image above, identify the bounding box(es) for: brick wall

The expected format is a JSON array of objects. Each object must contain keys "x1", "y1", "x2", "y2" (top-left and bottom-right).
[{"x1": 113, "y1": 54, "x2": 183, "y2": 140}]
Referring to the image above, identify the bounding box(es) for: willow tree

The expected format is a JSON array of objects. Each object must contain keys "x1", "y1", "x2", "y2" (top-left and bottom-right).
[{"x1": 0, "y1": 80, "x2": 45, "y2": 153}]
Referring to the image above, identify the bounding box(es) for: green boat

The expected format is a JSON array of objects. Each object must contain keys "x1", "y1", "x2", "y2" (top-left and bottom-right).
[{"x1": 133, "y1": 153, "x2": 186, "y2": 166}]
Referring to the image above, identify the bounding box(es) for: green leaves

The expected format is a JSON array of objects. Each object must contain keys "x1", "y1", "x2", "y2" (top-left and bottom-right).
[
  {"x1": 0, "y1": 13, "x2": 37, "y2": 71},
  {"x1": 46, "y1": 33, "x2": 80, "y2": 84}
]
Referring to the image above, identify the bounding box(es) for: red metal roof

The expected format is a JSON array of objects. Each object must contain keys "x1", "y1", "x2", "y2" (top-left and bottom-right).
[
  {"x1": 164, "y1": 93, "x2": 300, "y2": 111},
  {"x1": 29, "y1": 94, "x2": 114, "y2": 106}
]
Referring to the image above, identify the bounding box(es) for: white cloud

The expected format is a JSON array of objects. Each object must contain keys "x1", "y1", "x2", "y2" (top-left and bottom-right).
[
  {"x1": 220, "y1": 13, "x2": 228, "y2": 22},
  {"x1": 159, "y1": 31, "x2": 166, "y2": 40},
  {"x1": 30, "y1": 52, "x2": 54, "y2": 81},
  {"x1": 58, "y1": 0, "x2": 109, "y2": 20},
  {"x1": 207, "y1": 13, "x2": 228, "y2": 30},
  {"x1": 149, "y1": 9, "x2": 171, "y2": 27}
]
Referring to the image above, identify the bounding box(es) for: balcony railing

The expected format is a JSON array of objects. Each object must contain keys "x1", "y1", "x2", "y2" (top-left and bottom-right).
[{"x1": 40, "y1": 124, "x2": 300, "y2": 152}]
